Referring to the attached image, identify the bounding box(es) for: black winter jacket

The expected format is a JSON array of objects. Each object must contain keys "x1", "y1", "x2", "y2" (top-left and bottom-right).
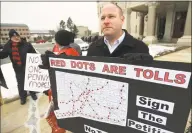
[{"x1": 87, "y1": 29, "x2": 149, "y2": 57}]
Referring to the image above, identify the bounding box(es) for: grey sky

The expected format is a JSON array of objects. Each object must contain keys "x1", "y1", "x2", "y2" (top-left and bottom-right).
[{"x1": 1, "y1": 2, "x2": 99, "y2": 32}]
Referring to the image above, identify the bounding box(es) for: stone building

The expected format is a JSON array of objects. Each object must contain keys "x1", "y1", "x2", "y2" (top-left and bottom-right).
[
  {"x1": 97, "y1": 2, "x2": 191, "y2": 46},
  {"x1": 77, "y1": 26, "x2": 91, "y2": 38},
  {"x1": 0, "y1": 23, "x2": 30, "y2": 44}
]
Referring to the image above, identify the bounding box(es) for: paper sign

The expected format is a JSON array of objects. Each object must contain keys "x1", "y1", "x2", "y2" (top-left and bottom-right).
[{"x1": 24, "y1": 53, "x2": 50, "y2": 92}]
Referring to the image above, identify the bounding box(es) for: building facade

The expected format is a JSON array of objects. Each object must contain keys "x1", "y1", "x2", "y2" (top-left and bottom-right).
[
  {"x1": 29, "y1": 30, "x2": 52, "y2": 42},
  {"x1": 97, "y1": 1, "x2": 191, "y2": 46},
  {"x1": 77, "y1": 26, "x2": 91, "y2": 38},
  {"x1": 30, "y1": 30, "x2": 51, "y2": 37},
  {"x1": 0, "y1": 23, "x2": 30, "y2": 44}
]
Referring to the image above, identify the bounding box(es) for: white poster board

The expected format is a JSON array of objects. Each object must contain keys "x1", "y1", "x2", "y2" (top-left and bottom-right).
[
  {"x1": 24, "y1": 53, "x2": 50, "y2": 92},
  {"x1": 1, "y1": 63, "x2": 18, "y2": 98}
]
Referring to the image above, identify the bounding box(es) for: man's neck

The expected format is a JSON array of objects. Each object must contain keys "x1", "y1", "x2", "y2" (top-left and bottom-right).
[{"x1": 105, "y1": 30, "x2": 123, "y2": 45}]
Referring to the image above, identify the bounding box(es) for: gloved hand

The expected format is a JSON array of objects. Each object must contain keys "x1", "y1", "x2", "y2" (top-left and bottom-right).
[
  {"x1": 39, "y1": 50, "x2": 54, "y2": 69},
  {"x1": 0, "y1": 44, "x2": 3, "y2": 49},
  {"x1": 122, "y1": 53, "x2": 153, "y2": 64},
  {"x1": 43, "y1": 90, "x2": 49, "y2": 96},
  {"x1": 45, "y1": 50, "x2": 54, "y2": 55}
]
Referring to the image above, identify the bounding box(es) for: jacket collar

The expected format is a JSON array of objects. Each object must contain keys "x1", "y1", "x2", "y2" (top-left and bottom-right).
[{"x1": 96, "y1": 29, "x2": 135, "y2": 48}]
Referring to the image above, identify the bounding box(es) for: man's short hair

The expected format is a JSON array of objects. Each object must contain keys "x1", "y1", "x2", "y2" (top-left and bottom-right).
[{"x1": 110, "y1": 2, "x2": 123, "y2": 16}]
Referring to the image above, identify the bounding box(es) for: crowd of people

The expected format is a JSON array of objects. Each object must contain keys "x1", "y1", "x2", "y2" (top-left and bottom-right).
[{"x1": 0, "y1": 2, "x2": 153, "y2": 133}]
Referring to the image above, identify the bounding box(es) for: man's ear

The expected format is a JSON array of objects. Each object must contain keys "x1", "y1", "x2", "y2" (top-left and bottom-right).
[{"x1": 121, "y1": 15, "x2": 125, "y2": 23}]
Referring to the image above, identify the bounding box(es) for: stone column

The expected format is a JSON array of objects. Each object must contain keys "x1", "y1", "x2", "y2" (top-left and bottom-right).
[
  {"x1": 98, "y1": 4, "x2": 103, "y2": 35},
  {"x1": 143, "y1": 2, "x2": 159, "y2": 44},
  {"x1": 177, "y1": 2, "x2": 192, "y2": 46},
  {"x1": 126, "y1": 8, "x2": 132, "y2": 33},
  {"x1": 155, "y1": 16, "x2": 159, "y2": 37},
  {"x1": 163, "y1": 4, "x2": 175, "y2": 42},
  {"x1": 143, "y1": 15, "x2": 148, "y2": 36},
  {"x1": 137, "y1": 12, "x2": 144, "y2": 39}
]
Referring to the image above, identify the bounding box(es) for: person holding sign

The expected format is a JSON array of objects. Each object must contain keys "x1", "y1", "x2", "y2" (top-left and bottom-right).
[
  {"x1": 0, "y1": 29, "x2": 37, "y2": 105},
  {"x1": 87, "y1": 3, "x2": 153, "y2": 62},
  {"x1": 39, "y1": 30, "x2": 80, "y2": 133}
]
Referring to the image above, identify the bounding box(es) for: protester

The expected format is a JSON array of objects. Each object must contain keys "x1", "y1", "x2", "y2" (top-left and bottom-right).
[
  {"x1": 0, "y1": 29, "x2": 37, "y2": 105},
  {"x1": 52, "y1": 32, "x2": 82, "y2": 56},
  {"x1": 87, "y1": 3, "x2": 153, "y2": 62},
  {"x1": 39, "y1": 30, "x2": 80, "y2": 133}
]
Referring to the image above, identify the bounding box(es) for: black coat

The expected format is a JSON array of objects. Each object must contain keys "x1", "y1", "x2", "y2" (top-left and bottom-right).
[
  {"x1": 0, "y1": 40, "x2": 36, "y2": 72},
  {"x1": 87, "y1": 30, "x2": 149, "y2": 57}
]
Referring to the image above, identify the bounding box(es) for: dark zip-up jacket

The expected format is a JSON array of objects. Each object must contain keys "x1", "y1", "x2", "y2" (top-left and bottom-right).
[{"x1": 87, "y1": 29, "x2": 149, "y2": 57}]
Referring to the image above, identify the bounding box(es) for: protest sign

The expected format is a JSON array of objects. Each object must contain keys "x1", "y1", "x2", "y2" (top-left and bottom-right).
[
  {"x1": 48, "y1": 55, "x2": 191, "y2": 133},
  {"x1": 24, "y1": 53, "x2": 50, "y2": 92}
]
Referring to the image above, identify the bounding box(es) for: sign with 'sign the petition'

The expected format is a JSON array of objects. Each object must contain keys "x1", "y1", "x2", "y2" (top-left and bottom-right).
[{"x1": 48, "y1": 55, "x2": 191, "y2": 133}]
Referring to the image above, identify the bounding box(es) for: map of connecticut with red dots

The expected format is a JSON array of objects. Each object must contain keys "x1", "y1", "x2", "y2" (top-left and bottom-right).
[{"x1": 54, "y1": 71, "x2": 129, "y2": 126}]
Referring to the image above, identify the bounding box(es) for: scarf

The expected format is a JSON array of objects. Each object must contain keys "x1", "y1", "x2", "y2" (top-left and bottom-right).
[{"x1": 11, "y1": 42, "x2": 22, "y2": 66}]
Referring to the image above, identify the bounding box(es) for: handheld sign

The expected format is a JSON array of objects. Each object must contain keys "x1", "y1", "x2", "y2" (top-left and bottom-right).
[
  {"x1": 48, "y1": 55, "x2": 191, "y2": 133},
  {"x1": 24, "y1": 53, "x2": 50, "y2": 92}
]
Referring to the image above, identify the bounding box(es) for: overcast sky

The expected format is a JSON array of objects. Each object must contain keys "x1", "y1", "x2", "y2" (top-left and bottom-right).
[{"x1": 1, "y1": 2, "x2": 99, "y2": 32}]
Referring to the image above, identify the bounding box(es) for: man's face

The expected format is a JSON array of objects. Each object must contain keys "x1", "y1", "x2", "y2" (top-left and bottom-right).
[
  {"x1": 11, "y1": 35, "x2": 21, "y2": 43},
  {"x1": 100, "y1": 4, "x2": 124, "y2": 36}
]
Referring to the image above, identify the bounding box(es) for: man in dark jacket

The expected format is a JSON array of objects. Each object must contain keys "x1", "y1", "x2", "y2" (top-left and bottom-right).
[
  {"x1": 87, "y1": 3, "x2": 152, "y2": 62},
  {"x1": 0, "y1": 29, "x2": 37, "y2": 105}
]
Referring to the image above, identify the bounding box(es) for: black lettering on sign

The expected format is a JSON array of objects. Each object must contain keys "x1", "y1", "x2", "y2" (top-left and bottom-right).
[
  {"x1": 136, "y1": 95, "x2": 175, "y2": 114},
  {"x1": 29, "y1": 56, "x2": 40, "y2": 63},
  {"x1": 138, "y1": 110, "x2": 167, "y2": 125},
  {"x1": 127, "y1": 119, "x2": 173, "y2": 133},
  {"x1": 27, "y1": 74, "x2": 49, "y2": 81},
  {"x1": 29, "y1": 81, "x2": 50, "y2": 88},
  {"x1": 28, "y1": 66, "x2": 42, "y2": 73},
  {"x1": 84, "y1": 125, "x2": 107, "y2": 133}
]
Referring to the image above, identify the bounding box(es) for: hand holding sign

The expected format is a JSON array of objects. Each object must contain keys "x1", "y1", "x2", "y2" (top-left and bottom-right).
[
  {"x1": 39, "y1": 50, "x2": 67, "y2": 69},
  {"x1": 39, "y1": 50, "x2": 55, "y2": 69}
]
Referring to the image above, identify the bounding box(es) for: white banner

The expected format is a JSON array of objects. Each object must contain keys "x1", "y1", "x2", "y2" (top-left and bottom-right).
[
  {"x1": 49, "y1": 58, "x2": 191, "y2": 89},
  {"x1": 24, "y1": 53, "x2": 50, "y2": 92}
]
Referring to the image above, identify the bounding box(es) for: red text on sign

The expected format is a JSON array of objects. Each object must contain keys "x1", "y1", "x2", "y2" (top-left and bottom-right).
[
  {"x1": 102, "y1": 64, "x2": 126, "y2": 75},
  {"x1": 134, "y1": 68, "x2": 186, "y2": 84},
  {"x1": 71, "y1": 61, "x2": 96, "y2": 71},
  {"x1": 50, "y1": 59, "x2": 66, "y2": 67}
]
